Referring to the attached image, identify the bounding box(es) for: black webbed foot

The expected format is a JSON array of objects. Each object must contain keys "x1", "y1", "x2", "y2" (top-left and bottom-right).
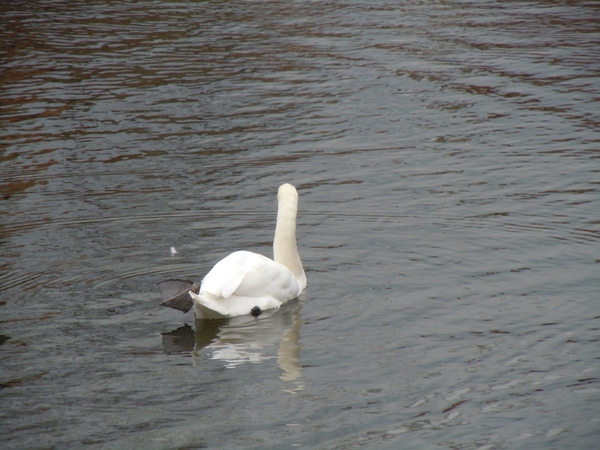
[
  {"x1": 158, "y1": 279, "x2": 200, "y2": 313},
  {"x1": 250, "y1": 306, "x2": 262, "y2": 317}
]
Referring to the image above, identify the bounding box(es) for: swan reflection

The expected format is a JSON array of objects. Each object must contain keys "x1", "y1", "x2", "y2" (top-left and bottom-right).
[{"x1": 162, "y1": 296, "x2": 304, "y2": 392}]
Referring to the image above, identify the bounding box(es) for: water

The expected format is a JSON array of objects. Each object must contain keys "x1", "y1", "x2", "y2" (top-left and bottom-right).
[{"x1": 1, "y1": 0, "x2": 599, "y2": 448}]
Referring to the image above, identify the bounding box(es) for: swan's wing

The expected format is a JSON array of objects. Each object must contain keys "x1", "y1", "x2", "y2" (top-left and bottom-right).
[
  {"x1": 234, "y1": 259, "x2": 302, "y2": 300},
  {"x1": 201, "y1": 251, "x2": 302, "y2": 301},
  {"x1": 201, "y1": 252, "x2": 251, "y2": 298}
]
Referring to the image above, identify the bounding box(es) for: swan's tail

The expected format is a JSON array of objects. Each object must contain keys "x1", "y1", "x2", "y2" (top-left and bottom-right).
[
  {"x1": 189, "y1": 291, "x2": 232, "y2": 319},
  {"x1": 189, "y1": 290, "x2": 282, "y2": 319}
]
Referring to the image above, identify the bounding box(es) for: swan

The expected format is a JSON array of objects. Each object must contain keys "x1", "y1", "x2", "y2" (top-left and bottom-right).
[{"x1": 159, "y1": 183, "x2": 306, "y2": 319}]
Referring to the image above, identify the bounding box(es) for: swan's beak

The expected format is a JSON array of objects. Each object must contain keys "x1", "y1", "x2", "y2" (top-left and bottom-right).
[{"x1": 158, "y1": 279, "x2": 200, "y2": 313}]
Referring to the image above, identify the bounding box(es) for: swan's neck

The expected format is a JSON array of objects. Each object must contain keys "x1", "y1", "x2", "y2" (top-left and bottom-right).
[{"x1": 273, "y1": 185, "x2": 307, "y2": 289}]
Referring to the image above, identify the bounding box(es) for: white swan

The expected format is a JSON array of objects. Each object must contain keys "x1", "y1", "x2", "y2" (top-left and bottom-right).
[{"x1": 159, "y1": 183, "x2": 306, "y2": 319}]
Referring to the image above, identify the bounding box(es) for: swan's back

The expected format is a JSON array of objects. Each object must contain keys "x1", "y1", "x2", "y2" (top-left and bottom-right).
[{"x1": 201, "y1": 251, "x2": 302, "y2": 302}]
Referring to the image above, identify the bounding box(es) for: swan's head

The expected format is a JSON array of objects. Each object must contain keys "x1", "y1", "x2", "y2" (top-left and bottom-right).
[{"x1": 278, "y1": 183, "x2": 298, "y2": 202}]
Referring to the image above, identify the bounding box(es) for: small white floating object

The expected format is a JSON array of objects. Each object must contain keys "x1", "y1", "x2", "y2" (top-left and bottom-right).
[
  {"x1": 159, "y1": 183, "x2": 306, "y2": 319},
  {"x1": 170, "y1": 246, "x2": 178, "y2": 256},
  {"x1": 546, "y1": 428, "x2": 564, "y2": 438}
]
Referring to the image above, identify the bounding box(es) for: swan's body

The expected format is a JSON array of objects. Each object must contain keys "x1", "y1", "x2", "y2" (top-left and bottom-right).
[{"x1": 180, "y1": 183, "x2": 306, "y2": 319}]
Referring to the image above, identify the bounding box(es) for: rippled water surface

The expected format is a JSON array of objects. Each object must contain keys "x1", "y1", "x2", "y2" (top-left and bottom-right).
[{"x1": 1, "y1": 1, "x2": 599, "y2": 448}]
